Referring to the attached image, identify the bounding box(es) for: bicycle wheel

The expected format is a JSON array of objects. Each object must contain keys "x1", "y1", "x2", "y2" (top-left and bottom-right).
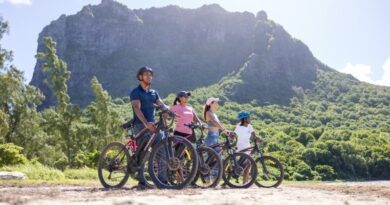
[
  {"x1": 222, "y1": 152, "x2": 257, "y2": 188},
  {"x1": 148, "y1": 136, "x2": 198, "y2": 189},
  {"x1": 193, "y1": 146, "x2": 223, "y2": 188},
  {"x1": 98, "y1": 142, "x2": 131, "y2": 188},
  {"x1": 255, "y1": 156, "x2": 284, "y2": 188}
]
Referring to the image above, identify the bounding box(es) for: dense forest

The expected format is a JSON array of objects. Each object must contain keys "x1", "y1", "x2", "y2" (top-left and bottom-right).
[{"x1": 1, "y1": 17, "x2": 389, "y2": 181}]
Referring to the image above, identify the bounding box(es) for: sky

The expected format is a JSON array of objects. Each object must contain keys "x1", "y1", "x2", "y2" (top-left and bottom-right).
[{"x1": 0, "y1": 0, "x2": 389, "y2": 86}]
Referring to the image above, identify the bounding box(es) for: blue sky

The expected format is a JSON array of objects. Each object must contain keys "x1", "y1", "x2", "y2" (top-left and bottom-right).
[{"x1": 0, "y1": 0, "x2": 389, "y2": 86}]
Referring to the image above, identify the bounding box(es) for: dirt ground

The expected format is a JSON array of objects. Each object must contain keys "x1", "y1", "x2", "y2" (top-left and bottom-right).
[{"x1": 0, "y1": 181, "x2": 389, "y2": 205}]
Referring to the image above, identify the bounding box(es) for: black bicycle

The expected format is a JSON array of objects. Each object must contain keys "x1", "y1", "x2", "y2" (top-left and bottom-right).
[
  {"x1": 98, "y1": 105, "x2": 198, "y2": 189},
  {"x1": 210, "y1": 133, "x2": 258, "y2": 188},
  {"x1": 240, "y1": 138, "x2": 284, "y2": 188},
  {"x1": 184, "y1": 122, "x2": 223, "y2": 188}
]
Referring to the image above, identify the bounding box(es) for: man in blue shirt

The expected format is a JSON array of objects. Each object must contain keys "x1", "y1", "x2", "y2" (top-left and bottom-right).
[{"x1": 130, "y1": 66, "x2": 166, "y2": 188}]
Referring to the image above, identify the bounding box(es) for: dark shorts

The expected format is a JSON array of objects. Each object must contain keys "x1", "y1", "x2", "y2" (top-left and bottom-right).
[{"x1": 174, "y1": 130, "x2": 196, "y2": 143}]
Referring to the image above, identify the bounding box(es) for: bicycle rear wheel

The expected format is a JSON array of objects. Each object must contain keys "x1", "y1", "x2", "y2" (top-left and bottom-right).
[
  {"x1": 222, "y1": 152, "x2": 257, "y2": 188},
  {"x1": 98, "y1": 142, "x2": 130, "y2": 188},
  {"x1": 255, "y1": 156, "x2": 284, "y2": 188},
  {"x1": 148, "y1": 136, "x2": 198, "y2": 189},
  {"x1": 193, "y1": 146, "x2": 223, "y2": 188}
]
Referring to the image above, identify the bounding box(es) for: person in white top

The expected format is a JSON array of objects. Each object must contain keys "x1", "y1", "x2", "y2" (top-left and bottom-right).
[
  {"x1": 234, "y1": 111, "x2": 262, "y2": 183},
  {"x1": 234, "y1": 111, "x2": 261, "y2": 151}
]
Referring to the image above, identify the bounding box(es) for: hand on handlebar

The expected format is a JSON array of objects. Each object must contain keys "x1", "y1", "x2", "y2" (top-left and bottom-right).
[
  {"x1": 254, "y1": 137, "x2": 266, "y2": 145},
  {"x1": 145, "y1": 122, "x2": 156, "y2": 131},
  {"x1": 223, "y1": 130, "x2": 233, "y2": 137}
]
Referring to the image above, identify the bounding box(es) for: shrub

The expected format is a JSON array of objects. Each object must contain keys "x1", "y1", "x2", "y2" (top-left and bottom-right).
[
  {"x1": 0, "y1": 143, "x2": 28, "y2": 166},
  {"x1": 315, "y1": 165, "x2": 336, "y2": 181}
]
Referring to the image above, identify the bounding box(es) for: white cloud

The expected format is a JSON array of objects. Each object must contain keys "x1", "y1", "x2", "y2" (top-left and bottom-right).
[
  {"x1": 340, "y1": 63, "x2": 374, "y2": 83},
  {"x1": 376, "y1": 58, "x2": 390, "y2": 87},
  {"x1": 340, "y1": 58, "x2": 390, "y2": 87},
  {"x1": 0, "y1": 0, "x2": 32, "y2": 5}
]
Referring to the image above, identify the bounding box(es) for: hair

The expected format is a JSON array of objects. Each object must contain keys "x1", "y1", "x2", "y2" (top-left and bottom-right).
[
  {"x1": 203, "y1": 105, "x2": 211, "y2": 120},
  {"x1": 240, "y1": 117, "x2": 250, "y2": 126},
  {"x1": 240, "y1": 118, "x2": 246, "y2": 126},
  {"x1": 173, "y1": 97, "x2": 180, "y2": 105}
]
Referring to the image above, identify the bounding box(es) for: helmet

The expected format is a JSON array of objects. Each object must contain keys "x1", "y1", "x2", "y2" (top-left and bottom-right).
[
  {"x1": 237, "y1": 111, "x2": 250, "y2": 120},
  {"x1": 136, "y1": 66, "x2": 153, "y2": 81}
]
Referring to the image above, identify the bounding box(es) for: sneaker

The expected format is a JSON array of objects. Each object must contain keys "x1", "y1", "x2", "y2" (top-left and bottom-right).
[{"x1": 136, "y1": 182, "x2": 149, "y2": 190}]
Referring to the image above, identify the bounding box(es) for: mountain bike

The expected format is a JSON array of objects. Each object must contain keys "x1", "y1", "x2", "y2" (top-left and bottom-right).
[
  {"x1": 210, "y1": 132, "x2": 257, "y2": 188},
  {"x1": 97, "y1": 105, "x2": 198, "y2": 189},
  {"x1": 184, "y1": 122, "x2": 223, "y2": 188},
  {"x1": 239, "y1": 138, "x2": 284, "y2": 188}
]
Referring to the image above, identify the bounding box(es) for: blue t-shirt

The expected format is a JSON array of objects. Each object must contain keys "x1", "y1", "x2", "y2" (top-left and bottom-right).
[{"x1": 130, "y1": 85, "x2": 161, "y2": 125}]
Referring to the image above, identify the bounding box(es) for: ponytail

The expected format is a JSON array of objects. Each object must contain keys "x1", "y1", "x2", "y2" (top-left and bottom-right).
[
  {"x1": 173, "y1": 97, "x2": 180, "y2": 105},
  {"x1": 203, "y1": 105, "x2": 211, "y2": 120}
]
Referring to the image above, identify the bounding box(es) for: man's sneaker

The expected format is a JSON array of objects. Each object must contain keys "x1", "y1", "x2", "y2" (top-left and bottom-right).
[{"x1": 136, "y1": 182, "x2": 149, "y2": 190}]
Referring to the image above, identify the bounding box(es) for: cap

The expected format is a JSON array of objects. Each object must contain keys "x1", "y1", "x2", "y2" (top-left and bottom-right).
[
  {"x1": 206, "y1": 97, "x2": 220, "y2": 106},
  {"x1": 177, "y1": 91, "x2": 191, "y2": 97}
]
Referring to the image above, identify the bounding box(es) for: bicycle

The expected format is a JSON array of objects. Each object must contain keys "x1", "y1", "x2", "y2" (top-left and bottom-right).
[
  {"x1": 239, "y1": 138, "x2": 284, "y2": 188},
  {"x1": 210, "y1": 132, "x2": 258, "y2": 188},
  {"x1": 97, "y1": 105, "x2": 198, "y2": 189},
  {"x1": 183, "y1": 122, "x2": 223, "y2": 188}
]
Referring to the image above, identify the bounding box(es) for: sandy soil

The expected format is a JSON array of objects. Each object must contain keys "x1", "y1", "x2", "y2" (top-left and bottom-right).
[{"x1": 0, "y1": 181, "x2": 389, "y2": 205}]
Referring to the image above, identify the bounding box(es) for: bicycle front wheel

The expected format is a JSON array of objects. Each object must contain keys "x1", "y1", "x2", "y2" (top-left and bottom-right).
[
  {"x1": 98, "y1": 142, "x2": 130, "y2": 188},
  {"x1": 255, "y1": 156, "x2": 284, "y2": 188},
  {"x1": 148, "y1": 136, "x2": 198, "y2": 189}
]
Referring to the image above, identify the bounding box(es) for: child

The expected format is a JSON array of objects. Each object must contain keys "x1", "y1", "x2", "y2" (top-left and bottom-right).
[
  {"x1": 234, "y1": 111, "x2": 261, "y2": 152},
  {"x1": 234, "y1": 111, "x2": 262, "y2": 183}
]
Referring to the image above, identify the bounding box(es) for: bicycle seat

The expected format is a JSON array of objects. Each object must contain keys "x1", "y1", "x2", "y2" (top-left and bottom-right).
[{"x1": 120, "y1": 119, "x2": 134, "y2": 129}]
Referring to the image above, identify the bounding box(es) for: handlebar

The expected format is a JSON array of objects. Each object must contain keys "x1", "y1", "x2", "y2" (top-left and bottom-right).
[
  {"x1": 120, "y1": 119, "x2": 134, "y2": 129},
  {"x1": 254, "y1": 137, "x2": 267, "y2": 146},
  {"x1": 184, "y1": 122, "x2": 208, "y2": 130},
  {"x1": 222, "y1": 131, "x2": 238, "y2": 147}
]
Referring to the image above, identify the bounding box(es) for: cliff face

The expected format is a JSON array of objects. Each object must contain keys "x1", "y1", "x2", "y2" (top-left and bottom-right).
[{"x1": 31, "y1": 0, "x2": 320, "y2": 107}]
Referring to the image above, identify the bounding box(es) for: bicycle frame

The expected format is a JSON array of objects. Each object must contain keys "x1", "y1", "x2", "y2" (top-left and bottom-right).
[
  {"x1": 239, "y1": 140, "x2": 271, "y2": 174},
  {"x1": 210, "y1": 134, "x2": 242, "y2": 170},
  {"x1": 115, "y1": 107, "x2": 176, "y2": 173},
  {"x1": 185, "y1": 123, "x2": 216, "y2": 168},
  {"x1": 239, "y1": 140, "x2": 263, "y2": 158}
]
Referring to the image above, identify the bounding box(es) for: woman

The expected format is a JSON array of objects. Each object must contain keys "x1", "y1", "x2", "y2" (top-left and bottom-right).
[
  {"x1": 170, "y1": 91, "x2": 201, "y2": 143},
  {"x1": 203, "y1": 97, "x2": 231, "y2": 152}
]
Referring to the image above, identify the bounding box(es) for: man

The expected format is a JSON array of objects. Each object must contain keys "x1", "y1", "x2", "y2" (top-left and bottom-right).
[{"x1": 130, "y1": 66, "x2": 166, "y2": 188}]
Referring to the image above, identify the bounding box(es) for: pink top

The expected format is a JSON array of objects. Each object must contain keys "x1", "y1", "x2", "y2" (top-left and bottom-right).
[{"x1": 170, "y1": 104, "x2": 194, "y2": 134}]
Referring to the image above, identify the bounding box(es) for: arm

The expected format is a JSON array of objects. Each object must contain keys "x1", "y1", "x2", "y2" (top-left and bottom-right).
[
  {"x1": 155, "y1": 91, "x2": 165, "y2": 106},
  {"x1": 250, "y1": 125, "x2": 262, "y2": 142},
  {"x1": 206, "y1": 112, "x2": 229, "y2": 134},
  {"x1": 250, "y1": 132, "x2": 258, "y2": 142},
  {"x1": 156, "y1": 98, "x2": 165, "y2": 106},
  {"x1": 131, "y1": 100, "x2": 149, "y2": 127},
  {"x1": 192, "y1": 110, "x2": 202, "y2": 124}
]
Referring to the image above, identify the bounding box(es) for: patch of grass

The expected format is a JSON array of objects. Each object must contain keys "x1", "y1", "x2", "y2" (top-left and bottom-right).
[
  {"x1": 64, "y1": 167, "x2": 97, "y2": 180},
  {"x1": 0, "y1": 163, "x2": 140, "y2": 187},
  {"x1": 0, "y1": 163, "x2": 65, "y2": 181},
  {"x1": 0, "y1": 179, "x2": 99, "y2": 186}
]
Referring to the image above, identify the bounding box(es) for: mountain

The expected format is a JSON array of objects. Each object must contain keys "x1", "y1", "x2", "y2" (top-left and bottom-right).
[{"x1": 31, "y1": 0, "x2": 358, "y2": 108}]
